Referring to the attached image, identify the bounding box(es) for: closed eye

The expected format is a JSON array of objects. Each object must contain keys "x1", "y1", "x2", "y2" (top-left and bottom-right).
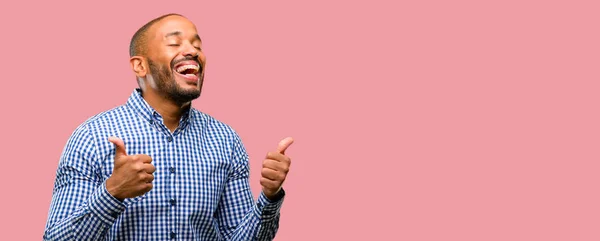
[{"x1": 168, "y1": 44, "x2": 180, "y2": 47}]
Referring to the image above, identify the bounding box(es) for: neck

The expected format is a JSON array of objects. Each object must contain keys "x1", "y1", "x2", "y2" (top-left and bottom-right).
[{"x1": 141, "y1": 88, "x2": 190, "y2": 132}]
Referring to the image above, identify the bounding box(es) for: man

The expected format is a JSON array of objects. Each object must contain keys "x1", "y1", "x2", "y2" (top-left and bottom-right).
[{"x1": 43, "y1": 13, "x2": 293, "y2": 241}]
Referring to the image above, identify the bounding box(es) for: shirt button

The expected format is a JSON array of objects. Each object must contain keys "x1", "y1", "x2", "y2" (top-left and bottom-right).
[
  {"x1": 170, "y1": 231, "x2": 176, "y2": 239},
  {"x1": 169, "y1": 167, "x2": 175, "y2": 173},
  {"x1": 169, "y1": 198, "x2": 176, "y2": 206},
  {"x1": 167, "y1": 136, "x2": 173, "y2": 142}
]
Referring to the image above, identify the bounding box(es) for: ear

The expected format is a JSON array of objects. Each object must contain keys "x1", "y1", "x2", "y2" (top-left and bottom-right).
[{"x1": 130, "y1": 56, "x2": 148, "y2": 78}]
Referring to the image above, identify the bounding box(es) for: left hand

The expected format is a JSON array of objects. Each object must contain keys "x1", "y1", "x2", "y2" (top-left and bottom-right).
[{"x1": 261, "y1": 137, "x2": 294, "y2": 200}]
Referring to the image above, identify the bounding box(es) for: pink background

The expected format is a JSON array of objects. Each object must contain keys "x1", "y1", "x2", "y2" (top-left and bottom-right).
[{"x1": 0, "y1": 0, "x2": 599, "y2": 240}]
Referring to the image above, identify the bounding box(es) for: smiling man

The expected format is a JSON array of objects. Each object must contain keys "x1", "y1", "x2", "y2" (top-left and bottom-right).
[{"x1": 43, "y1": 13, "x2": 293, "y2": 241}]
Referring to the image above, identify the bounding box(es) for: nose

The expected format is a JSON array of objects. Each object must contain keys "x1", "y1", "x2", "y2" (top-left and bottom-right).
[{"x1": 181, "y1": 42, "x2": 199, "y2": 58}]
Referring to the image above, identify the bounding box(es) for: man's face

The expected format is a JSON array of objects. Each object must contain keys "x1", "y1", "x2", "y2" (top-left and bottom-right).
[{"x1": 144, "y1": 16, "x2": 206, "y2": 104}]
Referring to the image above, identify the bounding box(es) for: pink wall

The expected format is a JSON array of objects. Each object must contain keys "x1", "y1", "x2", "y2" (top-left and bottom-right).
[{"x1": 0, "y1": 0, "x2": 599, "y2": 240}]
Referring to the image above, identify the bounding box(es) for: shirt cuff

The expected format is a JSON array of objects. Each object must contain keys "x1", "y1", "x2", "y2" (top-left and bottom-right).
[
  {"x1": 254, "y1": 189, "x2": 286, "y2": 220},
  {"x1": 88, "y1": 180, "x2": 126, "y2": 226}
]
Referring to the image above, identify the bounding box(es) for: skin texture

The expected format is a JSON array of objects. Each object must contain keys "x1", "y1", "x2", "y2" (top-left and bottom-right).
[
  {"x1": 261, "y1": 137, "x2": 294, "y2": 199},
  {"x1": 106, "y1": 15, "x2": 293, "y2": 201},
  {"x1": 106, "y1": 137, "x2": 155, "y2": 201},
  {"x1": 130, "y1": 15, "x2": 207, "y2": 132}
]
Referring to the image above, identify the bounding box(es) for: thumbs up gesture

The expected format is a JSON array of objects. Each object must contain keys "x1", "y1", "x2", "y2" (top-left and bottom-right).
[
  {"x1": 260, "y1": 137, "x2": 294, "y2": 200},
  {"x1": 105, "y1": 137, "x2": 155, "y2": 201}
]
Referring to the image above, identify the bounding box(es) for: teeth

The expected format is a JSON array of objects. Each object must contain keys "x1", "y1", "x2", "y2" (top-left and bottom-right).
[{"x1": 176, "y1": 64, "x2": 199, "y2": 73}]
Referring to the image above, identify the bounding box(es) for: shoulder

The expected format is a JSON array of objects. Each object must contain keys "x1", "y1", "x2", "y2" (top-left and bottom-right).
[
  {"x1": 192, "y1": 109, "x2": 239, "y2": 135},
  {"x1": 191, "y1": 110, "x2": 250, "y2": 168},
  {"x1": 66, "y1": 105, "x2": 132, "y2": 142},
  {"x1": 57, "y1": 106, "x2": 129, "y2": 168},
  {"x1": 190, "y1": 109, "x2": 245, "y2": 145},
  {"x1": 76, "y1": 105, "x2": 130, "y2": 130}
]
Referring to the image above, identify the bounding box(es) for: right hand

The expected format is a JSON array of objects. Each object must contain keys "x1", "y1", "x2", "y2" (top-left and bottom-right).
[{"x1": 106, "y1": 136, "x2": 155, "y2": 201}]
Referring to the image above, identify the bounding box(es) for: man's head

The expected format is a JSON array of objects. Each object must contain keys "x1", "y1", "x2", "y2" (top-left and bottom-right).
[{"x1": 129, "y1": 13, "x2": 206, "y2": 105}]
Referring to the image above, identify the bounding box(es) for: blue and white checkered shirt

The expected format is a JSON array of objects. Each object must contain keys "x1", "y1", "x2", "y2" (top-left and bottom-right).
[{"x1": 44, "y1": 89, "x2": 284, "y2": 241}]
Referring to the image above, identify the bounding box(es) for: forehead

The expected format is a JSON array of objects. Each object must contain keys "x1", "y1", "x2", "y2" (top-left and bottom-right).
[{"x1": 152, "y1": 16, "x2": 199, "y2": 38}]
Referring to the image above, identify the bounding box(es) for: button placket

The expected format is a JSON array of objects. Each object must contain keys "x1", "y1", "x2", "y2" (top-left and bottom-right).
[{"x1": 165, "y1": 134, "x2": 177, "y2": 240}]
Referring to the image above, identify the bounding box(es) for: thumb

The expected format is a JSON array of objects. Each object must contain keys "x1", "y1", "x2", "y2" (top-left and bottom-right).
[
  {"x1": 108, "y1": 136, "x2": 127, "y2": 158},
  {"x1": 277, "y1": 137, "x2": 294, "y2": 155}
]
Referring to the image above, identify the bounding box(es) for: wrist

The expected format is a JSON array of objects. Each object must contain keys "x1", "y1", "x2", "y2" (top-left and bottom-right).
[
  {"x1": 263, "y1": 187, "x2": 285, "y2": 202},
  {"x1": 105, "y1": 178, "x2": 124, "y2": 201}
]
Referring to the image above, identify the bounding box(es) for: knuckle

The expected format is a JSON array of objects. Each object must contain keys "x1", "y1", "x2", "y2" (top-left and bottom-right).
[
  {"x1": 275, "y1": 172, "x2": 284, "y2": 181},
  {"x1": 115, "y1": 157, "x2": 127, "y2": 164},
  {"x1": 143, "y1": 155, "x2": 152, "y2": 162}
]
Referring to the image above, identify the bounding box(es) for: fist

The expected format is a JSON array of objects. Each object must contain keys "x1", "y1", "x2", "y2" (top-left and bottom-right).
[
  {"x1": 106, "y1": 137, "x2": 155, "y2": 201},
  {"x1": 260, "y1": 137, "x2": 294, "y2": 200}
]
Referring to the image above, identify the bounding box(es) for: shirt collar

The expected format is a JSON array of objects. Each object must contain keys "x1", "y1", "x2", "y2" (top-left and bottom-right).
[{"x1": 126, "y1": 88, "x2": 193, "y2": 128}]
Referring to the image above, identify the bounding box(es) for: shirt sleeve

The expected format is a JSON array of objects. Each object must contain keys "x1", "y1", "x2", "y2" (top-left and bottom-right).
[
  {"x1": 43, "y1": 125, "x2": 126, "y2": 241},
  {"x1": 214, "y1": 133, "x2": 286, "y2": 241}
]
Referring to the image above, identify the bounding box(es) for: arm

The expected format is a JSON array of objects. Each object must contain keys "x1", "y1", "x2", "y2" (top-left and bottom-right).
[
  {"x1": 43, "y1": 126, "x2": 125, "y2": 241},
  {"x1": 214, "y1": 134, "x2": 286, "y2": 241}
]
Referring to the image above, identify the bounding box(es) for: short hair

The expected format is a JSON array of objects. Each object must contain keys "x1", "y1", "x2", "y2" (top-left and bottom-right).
[{"x1": 129, "y1": 13, "x2": 185, "y2": 57}]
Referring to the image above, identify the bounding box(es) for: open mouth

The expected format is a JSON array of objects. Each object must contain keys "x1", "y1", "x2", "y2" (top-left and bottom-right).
[
  {"x1": 173, "y1": 60, "x2": 202, "y2": 81},
  {"x1": 175, "y1": 63, "x2": 200, "y2": 75}
]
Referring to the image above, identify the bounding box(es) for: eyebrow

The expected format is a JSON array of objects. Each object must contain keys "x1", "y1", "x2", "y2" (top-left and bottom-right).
[{"x1": 165, "y1": 31, "x2": 202, "y2": 42}]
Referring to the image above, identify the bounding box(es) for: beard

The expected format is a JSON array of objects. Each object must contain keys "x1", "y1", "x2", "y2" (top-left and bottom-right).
[{"x1": 145, "y1": 57, "x2": 203, "y2": 105}]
